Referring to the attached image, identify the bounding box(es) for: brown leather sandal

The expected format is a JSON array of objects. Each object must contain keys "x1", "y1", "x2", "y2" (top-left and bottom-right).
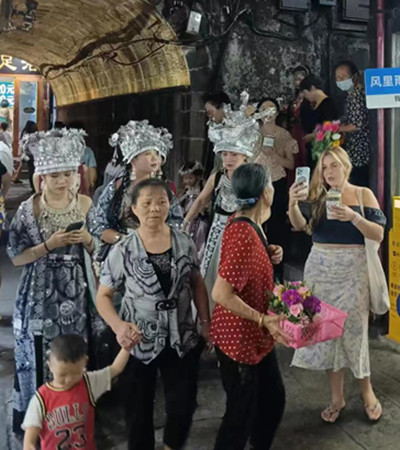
[{"x1": 365, "y1": 401, "x2": 382, "y2": 422}]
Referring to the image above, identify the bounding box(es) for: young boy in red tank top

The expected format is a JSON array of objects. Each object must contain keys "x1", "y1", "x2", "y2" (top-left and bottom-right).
[{"x1": 22, "y1": 334, "x2": 136, "y2": 450}]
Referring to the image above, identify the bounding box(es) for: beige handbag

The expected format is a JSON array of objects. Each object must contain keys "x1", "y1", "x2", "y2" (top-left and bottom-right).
[{"x1": 358, "y1": 189, "x2": 390, "y2": 315}]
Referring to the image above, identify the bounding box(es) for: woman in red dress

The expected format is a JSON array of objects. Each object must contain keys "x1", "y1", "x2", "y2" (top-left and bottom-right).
[{"x1": 211, "y1": 163, "x2": 289, "y2": 450}]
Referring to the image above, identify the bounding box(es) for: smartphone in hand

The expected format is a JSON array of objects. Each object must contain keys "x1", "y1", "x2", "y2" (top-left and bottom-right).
[
  {"x1": 295, "y1": 167, "x2": 310, "y2": 200},
  {"x1": 65, "y1": 221, "x2": 84, "y2": 232}
]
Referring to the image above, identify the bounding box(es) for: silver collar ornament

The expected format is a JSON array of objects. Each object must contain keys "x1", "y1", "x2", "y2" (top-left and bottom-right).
[{"x1": 109, "y1": 120, "x2": 173, "y2": 165}]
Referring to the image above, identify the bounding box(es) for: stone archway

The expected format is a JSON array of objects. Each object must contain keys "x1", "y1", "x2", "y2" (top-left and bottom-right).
[{"x1": 0, "y1": 0, "x2": 190, "y2": 106}]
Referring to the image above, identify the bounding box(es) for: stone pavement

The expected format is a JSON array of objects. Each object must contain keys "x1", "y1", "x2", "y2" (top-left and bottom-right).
[{"x1": 1, "y1": 183, "x2": 400, "y2": 449}]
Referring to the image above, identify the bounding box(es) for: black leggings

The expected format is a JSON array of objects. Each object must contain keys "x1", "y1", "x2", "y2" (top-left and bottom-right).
[
  {"x1": 122, "y1": 342, "x2": 203, "y2": 450},
  {"x1": 214, "y1": 347, "x2": 286, "y2": 450}
]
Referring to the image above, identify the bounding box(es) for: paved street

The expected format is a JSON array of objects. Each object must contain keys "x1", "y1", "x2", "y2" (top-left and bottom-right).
[{"x1": 1, "y1": 183, "x2": 400, "y2": 450}]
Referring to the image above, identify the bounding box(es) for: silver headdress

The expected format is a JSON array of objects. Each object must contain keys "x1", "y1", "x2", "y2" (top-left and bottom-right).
[
  {"x1": 31, "y1": 128, "x2": 86, "y2": 175},
  {"x1": 208, "y1": 91, "x2": 261, "y2": 158},
  {"x1": 109, "y1": 120, "x2": 173, "y2": 165},
  {"x1": 179, "y1": 161, "x2": 204, "y2": 176},
  {"x1": 21, "y1": 132, "x2": 41, "y2": 162}
]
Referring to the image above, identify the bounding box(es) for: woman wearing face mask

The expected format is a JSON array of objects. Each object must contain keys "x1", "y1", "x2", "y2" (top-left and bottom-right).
[
  {"x1": 335, "y1": 60, "x2": 370, "y2": 187},
  {"x1": 252, "y1": 97, "x2": 299, "y2": 280},
  {"x1": 92, "y1": 120, "x2": 183, "y2": 255},
  {"x1": 184, "y1": 102, "x2": 260, "y2": 305},
  {"x1": 7, "y1": 129, "x2": 102, "y2": 433},
  {"x1": 288, "y1": 142, "x2": 385, "y2": 424}
]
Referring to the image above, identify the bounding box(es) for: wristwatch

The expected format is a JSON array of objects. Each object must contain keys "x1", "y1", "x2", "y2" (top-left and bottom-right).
[{"x1": 113, "y1": 234, "x2": 121, "y2": 244}]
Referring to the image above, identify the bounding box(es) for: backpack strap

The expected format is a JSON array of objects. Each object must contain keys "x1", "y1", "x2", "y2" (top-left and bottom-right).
[{"x1": 230, "y1": 217, "x2": 269, "y2": 253}]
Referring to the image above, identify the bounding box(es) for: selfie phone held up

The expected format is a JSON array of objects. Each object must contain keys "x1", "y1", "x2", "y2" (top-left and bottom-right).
[
  {"x1": 295, "y1": 167, "x2": 310, "y2": 200},
  {"x1": 65, "y1": 221, "x2": 84, "y2": 232}
]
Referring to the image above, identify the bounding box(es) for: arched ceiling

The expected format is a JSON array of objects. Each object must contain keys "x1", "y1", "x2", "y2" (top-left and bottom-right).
[{"x1": 0, "y1": 0, "x2": 190, "y2": 106}]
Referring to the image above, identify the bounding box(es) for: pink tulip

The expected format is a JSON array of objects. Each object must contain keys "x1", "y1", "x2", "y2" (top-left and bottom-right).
[
  {"x1": 331, "y1": 121, "x2": 340, "y2": 132},
  {"x1": 316, "y1": 131, "x2": 325, "y2": 142},
  {"x1": 289, "y1": 303, "x2": 304, "y2": 317}
]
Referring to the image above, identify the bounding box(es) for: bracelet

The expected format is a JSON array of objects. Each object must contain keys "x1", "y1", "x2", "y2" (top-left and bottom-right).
[
  {"x1": 43, "y1": 241, "x2": 51, "y2": 252},
  {"x1": 199, "y1": 318, "x2": 210, "y2": 324},
  {"x1": 351, "y1": 212, "x2": 363, "y2": 227},
  {"x1": 258, "y1": 312, "x2": 265, "y2": 328},
  {"x1": 86, "y1": 237, "x2": 94, "y2": 248}
]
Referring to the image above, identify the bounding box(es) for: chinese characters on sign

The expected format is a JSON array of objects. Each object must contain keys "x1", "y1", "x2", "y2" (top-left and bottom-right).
[
  {"x1": 0, "y1": 55, "x2": 38, "y2": 75},
  {"x1": 365, "y1": 68, "x2": 400, "y2": 109},
  {"x1": 0, "y1": 82, "x2": 15, "y2": 107},
  {"x1": 370, "y1": 75, "x2": 400, "y2": 88}
]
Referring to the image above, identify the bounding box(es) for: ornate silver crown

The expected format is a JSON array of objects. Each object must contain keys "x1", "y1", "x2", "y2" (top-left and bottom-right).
[
  {"x1": 30, "y1": 128, "x2": 86, "y2": 175},
  {"x1": 179, "y1": 161, "x2": 204, "y2": 176},
  {"x1": 208, "y1": 91, "x2": 261, "y2": 158},
  {"x1": 109, "y1": 120, "x2": 173, "y2": 164}
]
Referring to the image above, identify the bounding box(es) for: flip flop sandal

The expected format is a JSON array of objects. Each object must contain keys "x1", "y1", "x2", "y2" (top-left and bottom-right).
[
  {"x1": 321, "y1": 404, "x2": 345, "y2": 423},
  {"x1": 365, "y1": 401, "x2": 382, "y2": 422}
]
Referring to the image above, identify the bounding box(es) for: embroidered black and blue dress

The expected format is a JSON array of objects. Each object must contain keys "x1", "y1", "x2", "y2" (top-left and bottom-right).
[{"x1": 7, "y1": 194, "x2": 103, "y2": 432}]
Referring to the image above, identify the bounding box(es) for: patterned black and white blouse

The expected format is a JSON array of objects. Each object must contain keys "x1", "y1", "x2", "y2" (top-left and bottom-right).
[
  {"x1": 100, "y1": 228, "x2": 200, "y2": 364},
  {"x1": 341, "y1": 85, "x2": 370, "y2": 168}
]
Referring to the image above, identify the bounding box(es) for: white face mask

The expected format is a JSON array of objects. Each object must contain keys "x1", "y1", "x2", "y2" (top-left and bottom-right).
[{"x1": 336, "y1": 78, "x2": 354, "y2": 91}]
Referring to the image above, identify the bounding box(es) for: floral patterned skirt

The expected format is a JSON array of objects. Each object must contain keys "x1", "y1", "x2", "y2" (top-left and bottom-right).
[{"x1": 291, "y1": 245, "x2": 370, "y2": 379}]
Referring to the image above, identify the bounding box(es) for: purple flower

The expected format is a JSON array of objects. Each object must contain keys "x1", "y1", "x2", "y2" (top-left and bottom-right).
[
  {"x1": 303, "y1": 295, "x2": 321, "y2": 313},
  {"x1": 281, "y1": 290, "x2": 303, "y2": 307}
]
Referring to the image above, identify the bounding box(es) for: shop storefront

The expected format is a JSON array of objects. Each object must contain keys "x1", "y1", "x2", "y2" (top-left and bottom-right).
[{"x1": 0, "y1": 54, "x2": 49, "y2": 156}]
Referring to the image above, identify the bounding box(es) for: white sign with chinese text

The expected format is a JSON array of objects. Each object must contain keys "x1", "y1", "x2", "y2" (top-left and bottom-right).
[
  {"x1": 365, "y1": 68, "x2": 400, "y2": 109},
  {"x1": 0, "y1": 55, "x2": 38, "y2": 75},
  {"x1": 0, "y1": 81, "x2": 15, "y2": 107}
]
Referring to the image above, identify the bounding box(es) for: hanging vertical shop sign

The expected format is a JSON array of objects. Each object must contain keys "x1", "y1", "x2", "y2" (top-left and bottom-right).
[{"x1": 0, "y1": 81, "x2": 15, "y2": 106}]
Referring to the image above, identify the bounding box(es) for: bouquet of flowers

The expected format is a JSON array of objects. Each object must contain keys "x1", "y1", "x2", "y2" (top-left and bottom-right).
[
  {"x1": 269, "y1": 281, "x2": 322, "y2": 327},
  {"x1": 311, "y1": 120, "x2": 342, "y2": 162}
]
